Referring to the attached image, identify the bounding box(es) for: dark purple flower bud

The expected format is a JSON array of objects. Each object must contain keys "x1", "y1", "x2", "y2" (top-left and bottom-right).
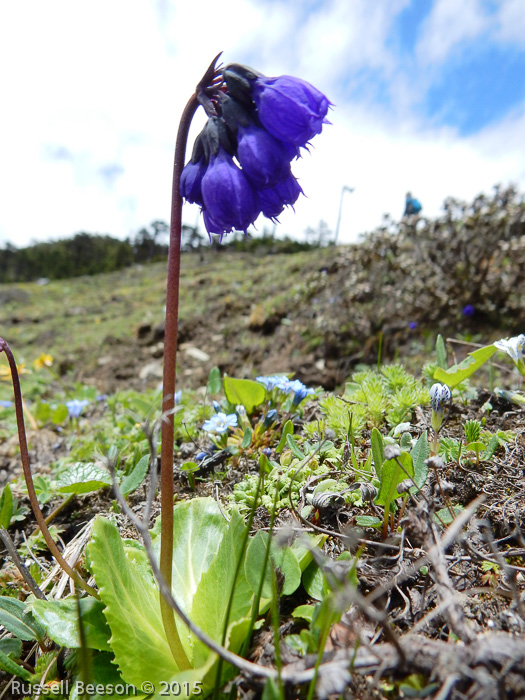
[
  {"x1": 236, "y1": 124, "x2": 291, "y2": 189},
  {"x1": 409, "y1": 321, "x2": 418, "y2": 330},
  {"x1": 263, "y1": 409, "x2": 278, "y2": 428},
  {"x1": 462, "y1": 304, "x2": 475, "y2": 317},
  {"x1": 253, "y1": 75, "x2": 330, "y2": 147},
  {"x1": 180, "y1": 157, "x2": 207, "y2": 206},
  {"x1": 259, "y1": 173, "x2": 303, "y2": 219},
  {"x1": 201, "y1": 147, "x2": 260, "y2": 234}
]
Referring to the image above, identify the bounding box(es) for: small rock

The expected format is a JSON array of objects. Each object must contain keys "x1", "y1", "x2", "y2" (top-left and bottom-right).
[
  {"x1": 139, "y1": 361, "x2": 163, "y2": 380},
  {"x1": 181, "y1": 346, "x2": 210, "y2": 362}
]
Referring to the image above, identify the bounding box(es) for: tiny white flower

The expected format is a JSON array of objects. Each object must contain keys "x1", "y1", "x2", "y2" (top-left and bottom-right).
[{"x1": 494, "y1": 334, "x2": 525, "y2": 375}]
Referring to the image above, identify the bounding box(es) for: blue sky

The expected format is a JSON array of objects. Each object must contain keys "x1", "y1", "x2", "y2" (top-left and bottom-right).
[{"x1": 0, "y1": 0, "x2": 524, "y2": 247}]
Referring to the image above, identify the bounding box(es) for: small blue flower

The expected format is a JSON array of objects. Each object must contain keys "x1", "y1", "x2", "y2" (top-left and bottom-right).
[
  {"x1": 195, "y1": 451, "x2": 208, "y2": 461},
  {"x1": 202, "y1": 412, "x2": 238, "y2": 434},
  {"x1": 66, "y1": 399, "x2": 90, "y2": 418},
  {"x1": 236, "y1": 123, "x2": 291, "y2": 189},
  {"x1": 201, "y1": 148, "x2": 259, "y2": 234},
  {"x1": 293, "y1": 384, "x2": 315, "y2": 405},
  {"x1": 409, "y1": 321, "x2": 418, "y2": 330},
  {"x1": 96, "y1": 394, "x2": 107, "y2": 402},
  {"x1": 252, "y1": 75, "x2": 330, "y2": 147},
  {"x1": 174, "y1": 390, "x2": 182, "y2": 405},
  {"x1": 462, "y1": 304, "x2": 475, "y2": 317},
  {"x1": 256, "y1": 374, "x2": 286, "y2": 390},
  {"x1": 0, "y1": 400, "x2": 13, "y2": 408},
  {"x1": 262, "y1": 447, "x2": 272, "y2": 456},
  {"x1": 212, "y1": 400, "x2": 222, "y2": 413}
]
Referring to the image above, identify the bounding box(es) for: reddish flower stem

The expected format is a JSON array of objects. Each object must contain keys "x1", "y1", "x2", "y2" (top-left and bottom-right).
[
  {"x1": 159, "y1": 92, "x2": 199, "y2": 667},
  {"x1": 0, "y1": 338, "x2": 99, "y2": 598},
  {"x1": 159, "y1": 51, "x2": 223, "y2": 665}
]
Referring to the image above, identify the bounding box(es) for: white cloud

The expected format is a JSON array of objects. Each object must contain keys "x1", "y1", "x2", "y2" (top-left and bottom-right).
[
  {"x1": 495, "y1": 0, "x2": 525, "y2": 47},
  {"x1": 0, "y1": 0, "x2": 524, "y2": 248},
  {"x1": 415, "y1": 0, "x2": 489, "y2": 65}
]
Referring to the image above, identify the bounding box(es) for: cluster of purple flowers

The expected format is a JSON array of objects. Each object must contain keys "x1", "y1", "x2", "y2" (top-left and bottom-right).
[
  {"x1": 180, "y1": 63, "x2": 330, "y2": 237},
  {"x1": 256, "y1": 375, "x2": 314, "y2": 405}
]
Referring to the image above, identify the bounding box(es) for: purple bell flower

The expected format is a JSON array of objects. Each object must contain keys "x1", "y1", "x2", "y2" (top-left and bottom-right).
[
  {"x1": 236, "y1": 123, "x2": 291, "y2": 189},
  {"x1": 253, "y1": 75, "x2": 330, "y2": 147},
  {"x1": 180, "y1": 63, "x2": 330, "y2": 238},
  {"x1": 259, "y1": 174, "x2": 303, "y2": 219},
  {"x1": 201, "y1": 147, "x2": 260, "y2": 233},
  {"x1": 180, "y1": 157, "x2": 206, "y2": 206}
]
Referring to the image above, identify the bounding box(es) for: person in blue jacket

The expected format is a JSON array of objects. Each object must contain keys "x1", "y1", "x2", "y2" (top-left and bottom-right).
[{"x1": 404, "y1": 192, "x2": 422, "y2": 216}]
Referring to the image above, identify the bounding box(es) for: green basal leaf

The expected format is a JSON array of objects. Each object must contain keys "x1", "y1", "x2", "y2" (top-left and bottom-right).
[
  {"x1": 90, "y1": 518, "x2": 212, "y2": 699},
  {"x1": 302, "y1": 562, "x2": 324, "y2": 601},
  {"x1": 223, "y1": 376, "x2": 265, "y2": 414},
  {"x1": 91, "y1": 498, "x2": 255, "y2": 698},
  {"x1": 371, "y1": 427, "x2": 384, "y2": 480},
  {"x1": 292, "y1": 604, "x2": 315, "y2": 622},
  {"x1": 434, "y1": 344, "x2": 497, "y2": 389},
  {"x1": 0, "y1": 596, "x2": 45, "y2": 642},
  {"x1": 207, "y1": 366, "x2": 221, "y2": 395},
  {"x1": 68, "y1": 652, "x2": 137, "y2": 700},
  {"x1": 355, "y1": 515, "x2": 382, "y2": 528},
  {"x1": 286, "y1": 433, "x2": 305, "y2": 459},
  {"x1": 375, "y1": 452, "x2": 414, "y2": 507},
  {"x1": 276, "y1": 420, "x2": 293, "y2": 454},
  {"x1": 34, "y1": 400, "x2": 52, "y2": 424},
  {"x1": 436, "y1": 334, "x2": 447, "y2": 370},
  {"x1": 0, "y1": 637, "x2": 22, "y2": 659},
  {"x1": 411, "y1": 430, "x2": 429, "y2": 488},
  {"x1": 120, "y1": 454, "x2": 150, "y2": 496},
  {"x1": 27, "y1": 597, "x2": 111, "y2": 651},
  {"x1": 0, "y1": 648, "x2": 31, "y2": 681},
  {"x1": 241, "y1": 426, "x2": 253, "y2": 449},
  {"x1": 51, "y1": 404, "x2": 69, "y2": 424},
  {"x1": 56, "y1": 462, "x2": 112, "y2": 494},
  {"x1": 466, "y1": 441, "x2": 485, "y2": 453},
  {"x1": 89, "y1": 518, "x2": 177, "y2": 684},
  {"x1": 0, "y1": 483, "x2": 13, "y2": 529},
  {"x1": 245, "y1": 531, "x2": 301, "y2": 601}
]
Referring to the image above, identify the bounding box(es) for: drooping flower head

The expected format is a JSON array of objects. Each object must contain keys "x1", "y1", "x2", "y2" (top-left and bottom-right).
[{"x1": 180, "y1": 60, "x2": 331, "y2": 238}]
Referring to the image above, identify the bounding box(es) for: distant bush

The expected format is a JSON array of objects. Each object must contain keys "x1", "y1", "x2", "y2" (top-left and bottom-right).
[{"x1": 0, "y1": 221, "x2": 171, "y2": 283}]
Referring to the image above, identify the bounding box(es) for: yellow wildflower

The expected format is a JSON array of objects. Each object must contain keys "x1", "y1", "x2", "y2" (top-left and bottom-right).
[
  {"x1": 0, "y1": 362, "x2": 31, "y2": 381},
  {"x1": 33, "y1": 353, "x2": 54, "y2": 370}
]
